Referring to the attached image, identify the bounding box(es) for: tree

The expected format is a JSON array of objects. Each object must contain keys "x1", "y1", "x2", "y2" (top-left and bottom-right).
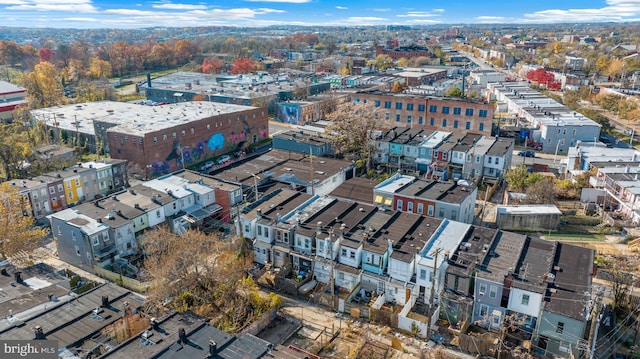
[
  {"x1": 396, "y1": 57, "x2": 408, "y2": 68},
  {"x1": 368, "y1": 55, "x2": 394, "y2": 71},
  {"x1": 525, "y1": 178, "x2": 556, "y2": 204},
  {"x1": 21, "y1": 61, "x2": 64, "y2": 108},
  {"x1": 445, "y1": 87, "x2": 462, "y2": 97},
  {"x1": 525, "y1": 68, "x2": 561, "y2": 90},
  {"x1": 391, "y1": 81, "x2": 404, "y2": 93},
  {"x1": 230, "y1": 58, "x2": 257, "y2": 74},
  {"x1": 89, "y1": 58, "x2": 112, "y2": 80},
  {"x1": 0, "y1": 183, "x2": 49, "y2": 265},
  {"x1": 141, "y1": 226, "x2": 281, "y2": 333},
  {"x1": 504, "y1": 165, "x2": 530, "y2": 192},
  {"x1": 201, "y1": 56, "x2": 223, "y2": 74},
  {"x1": 326, "y1": 102, "x2": 381, "y2": 172}
]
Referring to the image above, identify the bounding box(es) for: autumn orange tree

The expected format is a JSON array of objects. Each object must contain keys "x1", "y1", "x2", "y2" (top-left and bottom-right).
[
  {"x1": 0, "y1": 183, "x2": 49, "y2": 265},
  {"x1": 201, "y1": 56, "x2": 223, "y2": 74},
  {"x1": 141, "y1": 226, "x2": 281, "y2": 333},
  {"x1": 20, "y1": 61, "x2": 65, "y2": 109},
  {"x1": 230, "y1": 58, "x2": 257, "y2": 74}
]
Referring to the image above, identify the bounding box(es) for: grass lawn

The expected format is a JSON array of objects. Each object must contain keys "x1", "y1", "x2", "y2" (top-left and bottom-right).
[{"x1": 542, "y1": 232, "x2": 606, "y2": 242}]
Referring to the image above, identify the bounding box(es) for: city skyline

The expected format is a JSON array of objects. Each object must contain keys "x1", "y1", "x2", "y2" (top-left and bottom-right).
[{"x1": 1, "y1": 0, "x2": 640, "y2": 29}]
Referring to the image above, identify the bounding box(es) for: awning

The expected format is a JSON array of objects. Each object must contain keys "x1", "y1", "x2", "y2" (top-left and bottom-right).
[
  {"x1": 383, "y1": 198, "x2": 392, "y2": 206},
  {"x1": 374, "y1": 195, "x2": 383, "y2": 204}
]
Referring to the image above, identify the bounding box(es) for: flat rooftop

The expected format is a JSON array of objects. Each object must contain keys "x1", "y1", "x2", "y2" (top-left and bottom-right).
[
  {"x1": 31, "y1": 101, "x2": 257, "y2": 137},
  {"x1": 497, "y1": 205, "x2": 562, "y2": 215}
]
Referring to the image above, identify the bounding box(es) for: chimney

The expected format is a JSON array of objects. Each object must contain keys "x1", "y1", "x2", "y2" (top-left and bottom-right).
[
  {"x1": 34, "y1": 325, "x2": 46, "y2": 340},
  {"x1": 147, "y1": 73, "x2": 152, "y2": 88},
  {"x1": 276, "y1": 213, "x2": 281, "y2": 223},
  {"x1": 316, "y1": 221, "x2": 323, "y2": 233},
  {"x1": 257, "y1": 209, "x2": 262, "y2": 219},
  {"x1": 208, "y1": 339, "x2": 217, "y2": 357},
  {"x1": 178, "y1": 328, "x2": 187, "y2": 344},
  {"x1": 14, "y1": 271, "x2": 22, "y2": 283},
  {"x1": 151, "y1": 317, "x2": 159, "y2": 331},
  {"x1": 387, "y1": 238, "x2": 393, "y2": 255},
  {"x1": 101, "y1": 295, "x2": 109, "y2": 308}
]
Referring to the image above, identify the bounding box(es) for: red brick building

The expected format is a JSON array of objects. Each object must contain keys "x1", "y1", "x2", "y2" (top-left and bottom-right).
[
  {"x1": 351, "y1": 91, "x2": 493, "y2": 135},
  {"x1": 376, "y1": 45, "x2": 431, "y2": 60},
  {"x1": 105, "y1": 102, "x2": 269, "y2": 177}
]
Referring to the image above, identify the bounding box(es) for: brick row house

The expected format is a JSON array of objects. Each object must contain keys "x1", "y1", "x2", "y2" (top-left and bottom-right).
[
  {"x1": 240, "y1": 190, "x2": 595, "y2": 357},
  {"x1": 49, "y1": 170, "x2": 241, "y2": 272},
  {"x1": 372, "y1": 127, "x2": 513, "y2": 183},
  {"x1": 4, "y1": 158, "x2": 128, "y2": 219}
]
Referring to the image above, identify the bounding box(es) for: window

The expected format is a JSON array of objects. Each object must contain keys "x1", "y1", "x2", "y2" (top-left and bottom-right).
[
  {"x1": 407, "y1": 202, "x2": 414, "y2": 213},
  {"x1": 58, "y1": 184, "x2": 63, "y2": 192},
  {"x1": 480, "y1": 304, "x2": 488, "y2": 318},
  {"x1": 350, "y1": 251, "x2": 355, "y2": 259},
  {"x1": 396, "y1": 114, "x2": 401, "y2": 122},
  {"x1": 396, "y1": 200, "x2": 403, "y2": 211},
  {"x1": 479, "y1": 283, "x2": 487, "y2": 295},
  {"x1": 153, "y1": 136, "x2": 158, "y2": 143},
  {"x1": 418, "y1": 116, "x2": 423, "y2": 124},
  {"x1": 75, "y1": 179, "x2": 80, "y2": 186},
  {"x1": 374, "y1": 100, "x2": 381, "y2": 107},
  {"x1": 418, "y1": 104, "x2": 425, "y2": 112},
  {"x1": 453, "y1": 120, "x2": 458, "y2": 128},
  {"x1": 479, "y1": 109, "x2": 488, "y2": 118},
  {"x1": 429, "y1": 105, "x2": 437, "y2": 113},
  {"x1": 453, "y1": 107, "x2": 461, "y2": 115},
  {"x1": 442, "y1": 106, "x2": 450, "y2": 114},
  {"x1": 465, "y1": 108, "x2": 474, "y2": 116},
  {"x1": 341, "y1": 248, "x2": 347, "y2": 257},
  {"x1": 417, "y1": 203, "x2": 423, "y2": 214},
  {"x1": 430, "y1": 118, "x2": 435, "y2": 126},
  {"x1": 172, "y1": 132, "x2": 177, "y2": 139},
  {"x1": 479, "y1": 123, "x2": 485, "y2": 131},
  {"x1": 396, "y1": 102, "x2": 403, "y2": 110},
  {"x1": 75, "y1": 245, "x2": 80, "y2": 256},
  {"x1": 556, "y1": 322, "x2": 565, "y2": 334},
  {"x1": 438, "y1": 208, "x2": 444, "y2": 217},
  {"x1": 521, "y1": 294, "x2": 530, "y2": 306},
  {"x1": 57, "y1": 226, "x2": 61, "y2": 235},
  {"x1": 407, "y1": 103, "x2": 414, "y2": 111},
  {"x1": 49, "y1": 187, "x2": 55, "y2": 195},
  {"x1": 476, "y1": 156, "x2": 481, "y2": 163},
  {"x1": 385, "y1": 112, "x2": 390, "y2": 120},
  {"x1": 442, "y1": 119, "x2": 447, "y2": 127},
  {"x1": 489, "y1": 285, "x2": 497, "y2": 298},
  {"x1": 156, "y1": 210, "x2": 161, "y2": 218},
  {"x1": 428, "y1": 205, "x2": 434, "y2": 216},
  {"x1": 163, "y1": 134, "x2": 167, "y2": 141},
  {"x1": 488, "y1": 157, "x2": 492, "y2": 164},
  {"x1": 68, "y1": 192, "x2": 73, "y2": 200},
  {"x1": 384, "y1": 101, "x2": 391, "y2": 109},
  {"x1": 93, "y1": 236, "x2": 99, "y2": 246},
  {"x1": 420, "y1": 269, "x2": 427, "y2": 280},
  {"x1": 407, "y1": 115, "x2": 412, "y2": 123},
  {"x1": 257, "y1": 226, "x2": 262, "y2": 236}
]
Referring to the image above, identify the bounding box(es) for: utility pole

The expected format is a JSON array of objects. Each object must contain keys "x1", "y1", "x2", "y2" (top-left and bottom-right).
[
  {"x1": 427, "y1": 248, "x2": 443, "y2": 339},
  {"x1": 587, "y1": 286, "x2": 605, "y2": 359},
  {"x1": 329, "y1": 227, "x2": 335, "y2": 311},
  {"x1": 309, "y1": 146, "x2": 315, "y2": 196}
]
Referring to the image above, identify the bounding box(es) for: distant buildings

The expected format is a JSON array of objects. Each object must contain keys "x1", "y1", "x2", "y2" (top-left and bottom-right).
[
  {"x1": 376, "y1": 43, "x2": 431, "y2": 60},
  {"x1": 0, "y1": 80, "x2": 27, "y2": 122}
]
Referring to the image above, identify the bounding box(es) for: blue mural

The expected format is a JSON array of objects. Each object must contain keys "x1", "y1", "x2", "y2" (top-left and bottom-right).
[{"x1": 208, "y1": 133, "x2": 225, "y2": 151}]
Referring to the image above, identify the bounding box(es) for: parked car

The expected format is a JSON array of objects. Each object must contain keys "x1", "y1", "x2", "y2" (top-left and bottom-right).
[
  {"x1": 517, "y1": 150, "x2": 535, "y2": 157},
  {"x1": 199, "y1": 161, "x2": 214, "y2": 171},
  {"x1": 216, "y1": 155, "x2": 231, "y2": 165}
]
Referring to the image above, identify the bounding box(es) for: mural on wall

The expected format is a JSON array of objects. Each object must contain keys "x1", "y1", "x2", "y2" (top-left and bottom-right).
[{"x1": 278, "y1": 103, "x2": 300, "y2": 125}]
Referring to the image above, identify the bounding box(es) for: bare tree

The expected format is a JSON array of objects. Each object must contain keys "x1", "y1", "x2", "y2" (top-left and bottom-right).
[{"x1": 325, "y1": 102, "x2": 381, "y2": 173}]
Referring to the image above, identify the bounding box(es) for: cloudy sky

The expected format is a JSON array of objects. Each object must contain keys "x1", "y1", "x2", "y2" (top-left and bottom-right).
[{"x1": 1, "y1": 0, "x2": 640, "y2": 28}]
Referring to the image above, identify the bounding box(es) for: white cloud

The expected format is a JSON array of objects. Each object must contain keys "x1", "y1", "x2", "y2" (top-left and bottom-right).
[
  {"x1": 5, "y1": 0, "x2": 98, "y2": 12},
  {"x1": 523, "y1": 0, "x2": 640, "y2": 22},
  {"x1": 432, "y1": 8, "x2": 445, "y2": 12},
  {"x1": 245, "y1": 0, "x2": 310, "y2": 3},
  {"x1": 476, "y1": 15, "x2": 505, "y2": 21},
  {"x1": 405, "y1": 19, "x2": 441, "y2": 24},
  {"x1": 61, "y1": 17, "x2": 98, "y2": 22},
  {"x1": 336, "y1": 6, "x2": 348, "y2": 10},
  {"x1": 152, "y1": 2, "x2": 208, "y2": 10},
  {"x1": 373, "y1": 8, "x2": 391, "y2": 12},
  {"x1": 0, "y1": 0, "x2": 26, "y2": 4},
  {"x1": 397, "y1": 11, "x2": 440, "y2": 18},
  {"x1": 342, "y1": 16, "x2": 387, "y2": 25}
]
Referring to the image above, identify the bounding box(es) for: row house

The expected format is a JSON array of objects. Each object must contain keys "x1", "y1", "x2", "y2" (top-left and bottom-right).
[
  {"x1": 448, "y1": 134, "x2": 482, "y2": 180},
  {"x1": 4, "y1": 159, "x2": 128, "y2": 219},
  {"x1": 388, "y1": 128, "x2": 430, "y2": 173},
  {"x1": 50, "y1": 170, "x2": 237, "y2": 272},
  {"x1": 241, "y1": 192, "x2": 594, "y2": 349},
  {"x1": 415, "y1": 131, "x2": 451, "y2": 174},
  {"x1": 351, "y1": 90, "x2": 493, "y2": 135},
  {"x1": 374, "y1": 173, "x2": 477, "y2": 224}
]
